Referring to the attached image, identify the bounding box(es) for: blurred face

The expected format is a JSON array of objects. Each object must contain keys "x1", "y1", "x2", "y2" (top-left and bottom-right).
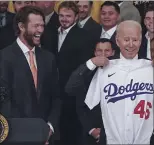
[
  {"x1": 19, "y1": 14, "x2": 44, "y2": 48},
  {"x1": 116, "y1": 24, "x2": 141, "y2": 59},
  {"x1": 144, "y1": 11, "x2": 154, "y2": 33},
  {"x1": 59, "y1": 8, "x2": 78, "y2": 30},
  {"x1": 100, "y1": 6, "x2": 119, "y2": 30},
  {"x1": 35, "y1": 1, "x2": 55, "y2": 15},
  {"x1": 94, "y1": 42, "x2": 114, "y2": 57},
  {"x1": 77, "y1": 1, "x2": 92, "y2": 20},
  {"x1": 150, "y1": 40, "x2": 154, "y2": 60},
  {"x1": 14, "y1": 1, "x2": 32, "y2": 12},
  {"x1": 0, "y1": 2, "x2": 8, "y2": 13}
]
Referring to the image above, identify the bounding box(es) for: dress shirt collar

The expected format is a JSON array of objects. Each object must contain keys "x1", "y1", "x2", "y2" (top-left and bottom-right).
[
  {"x1": 17, "y1": 37, "x2": 35, "y2": 54},
  {"x1": 101, "y1": 25, "x2": 117, "y2": 38},
  {"x1": 58, "y1": 23, "x2": 76, "y2": 34},
  {"x1": 145, "y1": 32, "x2": 150, "y2": 40},
  {"x1": 78, "y1": 16, "x2": 91, "y2": 28}
]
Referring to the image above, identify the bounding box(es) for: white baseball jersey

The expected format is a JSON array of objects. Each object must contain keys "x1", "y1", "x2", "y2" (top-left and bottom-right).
[{"x1": 85, "y1": 59, "x2": 153, "y2": 144}]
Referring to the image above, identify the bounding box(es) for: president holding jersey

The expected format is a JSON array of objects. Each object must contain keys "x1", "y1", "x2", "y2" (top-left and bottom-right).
[{"x1": 85, "y1": 20, "x2": 154, "y2": 144}]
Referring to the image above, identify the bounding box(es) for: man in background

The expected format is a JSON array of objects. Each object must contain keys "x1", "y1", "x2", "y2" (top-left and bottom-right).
[
  {"x1": 13, "y1": 1, "x2": 33, "y2": 13},
  {"x1": 0, "y1": 1, "x2": 15, "y2": 50},
  {"x1": 56, "y1": 2, "x2": 95, "y2": 145},
  {"x1": 76, "y1": 1, "x2": 101, "y2": 40},
  {"x1": 139, "y1": 4, "x2": 154, "y2": 59},
  {"x1": 65, "y1": 38, "x2": 117, "y2": 145},
  {"x1": 35, "y1": 1, "x2": 60, "y2": 55},
  {"x1": 99, "y1": 1, "x2": 120, "y2": 55}
]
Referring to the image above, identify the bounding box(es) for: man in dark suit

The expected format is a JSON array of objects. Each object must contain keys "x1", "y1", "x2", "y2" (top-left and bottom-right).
[
  {"x1": 57, "y1": 2, "x2": 95, "y2": 145},
  {"x1": 0, "y1": 1, "x2": 16, "y2": 50},
  {"x1": 35, "y1": 1, "x2": 60, "y2": 55},
  {"x1": 99, "y1": 1, "x2": 121, "y2": 55},
  {"x1": 65, "y1": 38, "x2": 117, "y2": 145},
  {"x1": 76, "y1": 1, "x2": 101, "y2": 41},
  {"x1": 13, "y1": 1, "x2": 33, "y2": 12},
  {"x1": 0, "y1": 6, "x2": 61, "y2": 145},
  {"x1": 139, "y1": 4, "x2": 154, "y2": 59}
]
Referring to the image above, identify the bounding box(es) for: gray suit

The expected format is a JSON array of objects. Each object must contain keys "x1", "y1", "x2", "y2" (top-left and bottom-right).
[{"x1": 119, "y1": 1, "x2": 141, "y2": 23}]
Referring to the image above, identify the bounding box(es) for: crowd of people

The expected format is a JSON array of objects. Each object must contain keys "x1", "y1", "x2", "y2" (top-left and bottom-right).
[{"x1": 0, "y1": 1, "x2": 154, "y2": 145}]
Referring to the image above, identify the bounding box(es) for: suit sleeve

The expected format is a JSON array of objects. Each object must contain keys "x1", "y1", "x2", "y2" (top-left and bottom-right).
[
  {"x1": 48, "y1": 56, "x2": 61, "y2": 134},
  {"x1": 65, "y1": 63, "x2": 92, "y2": 96},
  {"x1": 65, "y1": 63, "x2": 101, "y2": 133}
]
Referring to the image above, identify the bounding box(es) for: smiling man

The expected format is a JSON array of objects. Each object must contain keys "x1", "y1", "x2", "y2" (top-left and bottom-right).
[
  {"x1": 0, "y1": 6, "x2": 61, "y2": 145},
  {"x1": 76, "y1": 1, "x2": 101, "y2": 40},
  {"x1": 57, "y1": 2, "x2": 95, "y2": 145},
  {"x1": 85, "y1": 20, "x2": 153, "y2": 145}
]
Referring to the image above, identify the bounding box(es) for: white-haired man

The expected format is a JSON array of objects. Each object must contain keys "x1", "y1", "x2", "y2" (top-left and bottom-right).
[{"x1": 85, "y1": 20, "x2": 153, "y2": 144}]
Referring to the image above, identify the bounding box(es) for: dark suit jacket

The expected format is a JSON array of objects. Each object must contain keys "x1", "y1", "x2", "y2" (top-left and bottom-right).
[
  {"x1": 5, "y1": 12, "x2": 15, "y2": 26},
  {"x1": 82, "y1": 17, "x2": 102, "y2": 41},
  {"x1": 57, "y1": 25, "x2": 95, "y2": 95},
  {"x1": 0, "y1": 12, "x2": 16, "y2": 50},
  {"x1": 0, "y1": 41, "x2": 61, "y2": 139},
  {"x1": 41, "y1": 12, "x2": 60, "y2": 55},
  {"x1": 139, "y1": 35, "x2": 148, "y2": 58}
]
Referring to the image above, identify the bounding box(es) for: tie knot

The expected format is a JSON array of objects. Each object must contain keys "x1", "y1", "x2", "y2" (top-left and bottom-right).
[{"x1": 28, "y1": 50, "x2": 34, "y2": 55}]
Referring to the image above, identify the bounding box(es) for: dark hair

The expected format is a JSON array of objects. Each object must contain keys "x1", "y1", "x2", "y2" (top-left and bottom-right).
[
  {"x1": 145, "y1": 4, "x2": 154, "y2": 17},
  {"x1": 58, "y1": 1, "x2": 79, "y2": 16},
  {"x1": 96, "y1": 38, "x2": 116, "y2": 50},
  {"x1": 76, "y1": 1, "x2": 93, "y2": 6},
  {"x1": 100, "y1": 1, "x2": 120, "y2": 14},
  {"x1": 14, "y1": 6, "x2": 45, "y2": 36}
]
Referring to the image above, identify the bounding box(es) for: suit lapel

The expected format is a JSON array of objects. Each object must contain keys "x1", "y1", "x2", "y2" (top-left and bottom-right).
[
  {"x1": 12, "y1": 42, "x2": 35, "y2": 85},
  {"x1": 35, "y1": 47, "x2": 45, "y2": 101},
  {"x1": 58, "y1": 25, "x2": 77, "y2": 53},
  {"x1": 83, "y1": 17, "x2": 93, "y2": 30}
]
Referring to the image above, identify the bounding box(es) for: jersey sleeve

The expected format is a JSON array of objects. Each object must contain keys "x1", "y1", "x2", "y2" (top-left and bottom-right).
[{"x1": 85, "y1": 68, "x2": 102, "y2": 110}]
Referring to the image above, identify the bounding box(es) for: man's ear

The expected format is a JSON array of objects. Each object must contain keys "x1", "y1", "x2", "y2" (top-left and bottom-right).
[{"x1": 18, "y1": 22, "x2": 25, "y2": 33}]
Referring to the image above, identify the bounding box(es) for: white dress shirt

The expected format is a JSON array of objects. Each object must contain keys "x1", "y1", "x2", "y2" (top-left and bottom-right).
[
  {"x1": 100, "y1": 25, "x2": 117, "y2": 39},
  {"x1": 145, "y1": 32, "x2": 151, "y2": 59},
  {"x1": 58, "y1": 23, "x2": 76, "y2": 52},
  {"x1": 16, "y1": 37, "x2": 54, "y2": 132},
  {"x1": 78, "y1": 16, "x2": 91, "y2": 28},
  {"x1": 17, "y1": 37, "x2": 37, "y2": 68}
]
